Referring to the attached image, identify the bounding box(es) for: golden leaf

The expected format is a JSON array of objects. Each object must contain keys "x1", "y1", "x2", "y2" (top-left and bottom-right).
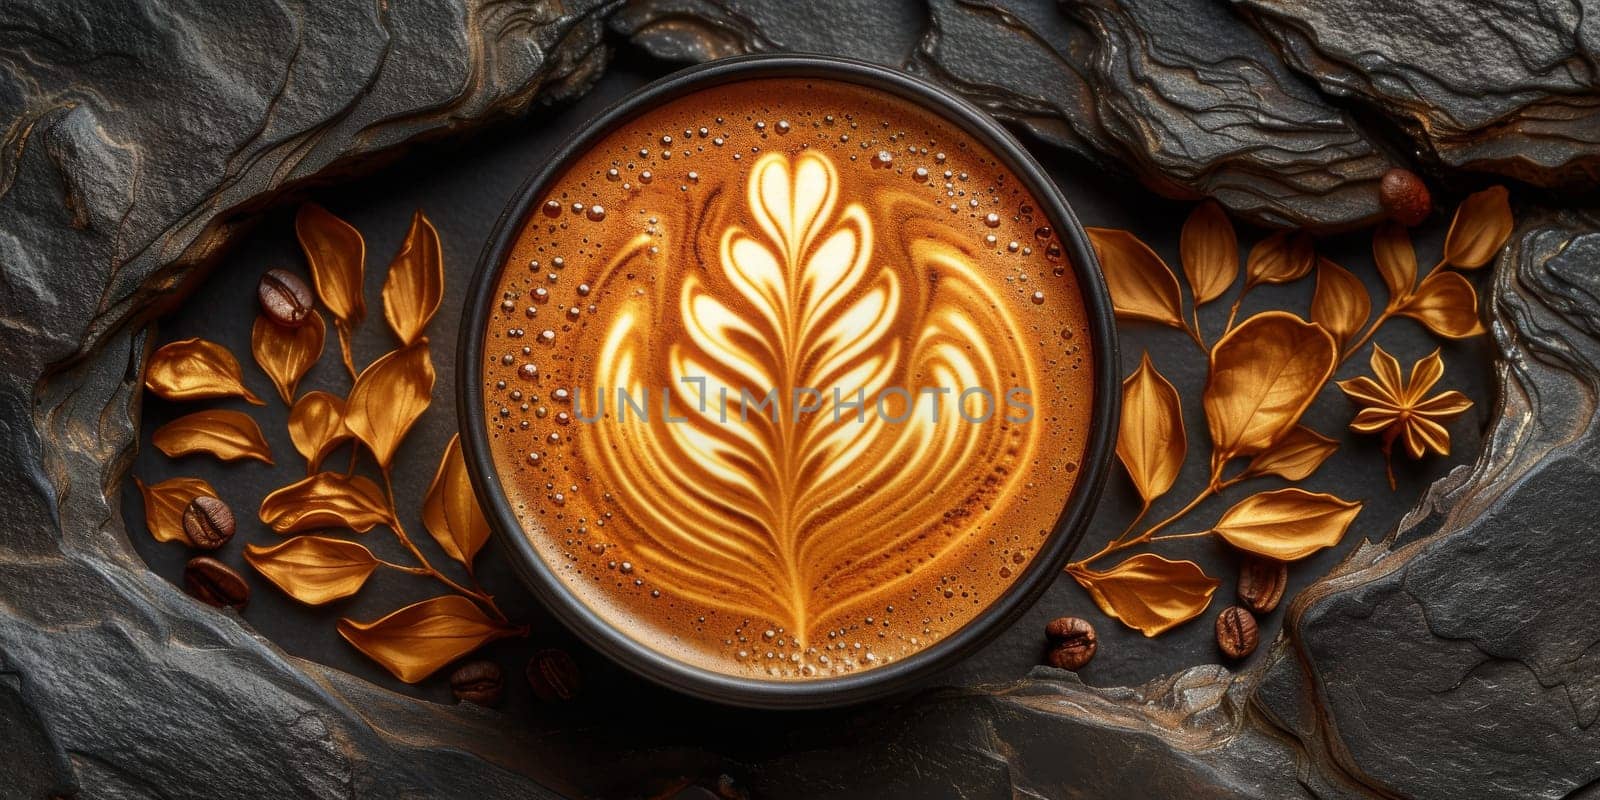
[
  {"x1": 1372, "y1": 222, "x2": 1417, "y2": 301},
  {"x1": 1244, "y1": 230, "x2": 1314, "y2": 289},
  {"x1": 337, "y1": 595, "x2": 515, "y2": 683},
  {"x1": 1070, "y1": 554, "x2": 1219, "y2": 637},
  {"x1": 1443, "y1": 186, "x2": 1513, "y2": 269},
  {"x1": 245, "y1": 536, "x2": 380, "y2": 605},
  {"x1": 381, "y1": 210, "x2": 444, "y2": 346},
  {"x1": 144, "y1": 338, "x2": 264, "y2": 405},
  {"x1": 296, "y1": 203, "x2": 366, "y2": 374},
  {"x1": 1211, "y1": 488, "x2": 1360, "y2": 561},
  {"x1": 1310, "y1": 258, "x2": 1371, "y2": 349},
  {"x1": 133, "y1": 476, "x2": 218, "y2": 545},
  {"x1": 1116, "y1": 353, "x2": 1185, "y2": 505},
  {"x1": 152, "y1": 410, "x2": 273, "y2": 464},
  {"x1": 288, "y1": 390, "x2": 350, "y2": 472},
  {"x1": 1178, "y1": 200, "x2": 1238, "y2": 305},
  {"x1": 296, "y1": 203, "x2": 366, "y2": 323},
  {"x1": 251, "y1": 312, "x2": 325, "y2": 404},
  {"x1": 1087, "y1": 227, "x2": 1185, "y2": 328},
  {"x1": 345, "y1": 341, "x2": 434, "y2": 469},
  {"x1": 258, "y1": 472, "x2": 390, "y2": 534},
  {"x1": 422, "y1": 434, "x2": 491, "y2": 570},
  {"x1": 1203, "y1": 312, "x2": 1337, "y2": 463},
  {"x1": 1241, "y1": 425, "x2": 1338, "y2": 482},
  {"x1": 1397, "y1": 271, "x2": 1484, "y2": 338}
]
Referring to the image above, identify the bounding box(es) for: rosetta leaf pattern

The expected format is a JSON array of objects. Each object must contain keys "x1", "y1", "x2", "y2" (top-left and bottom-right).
[{"x1": 579, "y1": 151, "x2": 1034, "y2": 642}]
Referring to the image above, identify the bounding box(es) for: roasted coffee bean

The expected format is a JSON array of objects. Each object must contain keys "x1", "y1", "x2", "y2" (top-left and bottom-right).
[
  {"x1": 181, "y1": 496, "x2": 235, "y2": 550},
  {"x1": 1045, "y1": 615, "x2": 1093, "y2": 641},
  {"x1": 1379, "y1": 168, "x2": 1432, "y2": 227},
  {"x1": 1215, "y1": 606, "x2": 1258, "y2": 659},
  {"x1": 449, "y1": 660, "x2": 504, "y2": 706},
  {"x1": 527, "y1": 648, "x2": 580, "y2": 701},
  {"x1": 1237, "y1": 556, "x2": 1288, "y2": 614},
  {"x1": 183, "y1": 557, "x2": 249, "y2": 609},
  {"x1": 1044, "y1": 616, "x2": 1097, "y2": 670},
  {"x1": 258, "y1": 268, "x2": 314, "y2": 327}
]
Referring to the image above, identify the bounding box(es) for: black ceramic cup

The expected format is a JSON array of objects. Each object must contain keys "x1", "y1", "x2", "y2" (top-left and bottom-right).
[{"x1": 459, "y1": 54, "x2": 1118, "y2": 709}]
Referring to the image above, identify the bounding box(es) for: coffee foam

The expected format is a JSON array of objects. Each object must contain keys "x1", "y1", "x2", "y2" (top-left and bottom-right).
[{"x1": 482, "y1": 78, "x2": 1093, "y2": 680}]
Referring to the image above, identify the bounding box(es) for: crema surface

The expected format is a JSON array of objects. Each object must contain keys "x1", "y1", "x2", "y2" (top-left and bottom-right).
[{"x1": 482, "y1": 78, "x2": 1094, "y2": 679}]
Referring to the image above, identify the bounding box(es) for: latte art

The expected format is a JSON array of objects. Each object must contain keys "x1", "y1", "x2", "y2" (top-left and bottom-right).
[
  {"x1": 483, "y1": 78, "x2": 1094, "y2": 679},
  {"x1": 580, "y1": 148, "x2": 1037, "y2": 637}
]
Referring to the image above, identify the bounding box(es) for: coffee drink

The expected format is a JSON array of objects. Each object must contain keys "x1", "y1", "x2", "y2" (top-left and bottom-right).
[{"x1": 481, "y1": 77, "x2": 1094, "y2": 679}]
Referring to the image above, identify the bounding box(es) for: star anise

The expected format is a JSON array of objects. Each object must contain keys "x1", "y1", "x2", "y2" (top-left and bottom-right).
[{"x1": 1338, "y1": 345, "x2": 1473, "y2": 487}]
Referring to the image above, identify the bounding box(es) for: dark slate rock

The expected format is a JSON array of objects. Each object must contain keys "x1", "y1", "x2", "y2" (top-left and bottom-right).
[
  {"x1": 1055, "y1": 0, "x2": 1393, "y2": 229},
  {"x1": 1238, "y1": 0, "x2": 1600, "y2": 189},
  {"x1": 610, "y1": 0, "x2": 928, "y2": 65},
  {"x1": 912, "y1": 0, "x2": 1394, "y2": 229},
  {"x1": 615, "y1": 0, "x2": 1396, "y2": 229},
  {"x1": 906, "y1": 1, "x2": 1113, "y2": 175},
  {"x1": 733, "y1": 665, "x2": 1348, "y2": 799}
]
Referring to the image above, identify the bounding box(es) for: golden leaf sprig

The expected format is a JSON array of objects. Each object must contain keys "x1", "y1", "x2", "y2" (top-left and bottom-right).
[
  {"x1": 1086, "y1": 227, "x2": 1189, "y2": 339},
  {"x1": 296, "y1": 203, "x2": 366, "y2": 379},
  {"x1": 258, "y1": 471, "x2": 391, "y2": 534},
  {"x1": 1339, "y1": 186, "x2": 1510, "y2": 360},
  {"x1": 287, "y1": 390, "x2": 350, "y2": 473},
  {"x1": 252, "y1": 312, "x2": 325, "y2": 404},
  {"x1": 1069, "y1": 314, "x2": 1348, "y2": 635},
  {"x1": 134, "y1": 476, "x2": 220, "y2": 545},
  {"x1": 1070, "y1": 188, "x2": 1507, "y2": 637},
  {"x1": 145, "y1": 338, "x2": 265, "y2": 405},
  {"x1": 344, "y1": 340, "x2": 435, "y2": 472},
  {"x1": 1115, "y1": 353, "x2": 1185, "y2": 529},
  {"x1": 152, "y1": 410, "x2": 274, "y2": 464},
  {"x1": 336, "y1": 595, "x2": 518, "y2": 683},
  {"x1": 270, "y1": 207, "x2": 516, "y2": 682},
  {"x1": 381, "y1": 211, "x2": 444, "y2": 346},
  {"x1": 137, "y1": 207, "x2": 522, "y2": 684},
  {"x1": 245, "y1": 536, "x2": 381, "y2": 605},
  {"x1": 1068, "y1": 553, "x2": 1218, "y2": 637},
  {"x1": 422, "y1": 434, "x2": 492, "y2": 574}
]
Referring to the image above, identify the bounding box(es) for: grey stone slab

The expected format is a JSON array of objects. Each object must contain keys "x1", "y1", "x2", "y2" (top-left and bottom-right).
[
  {"x1": 1239, "y1": 0, "x2": 1600, "y2": 189},
  {"x1": 615, "y1": 0, "x2": 1397, "y2": 230}
]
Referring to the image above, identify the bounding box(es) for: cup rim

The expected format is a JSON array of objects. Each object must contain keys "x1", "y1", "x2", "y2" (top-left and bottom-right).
[{"x1": 458, "y1": 54, "x2": 1119, "y2": 709}]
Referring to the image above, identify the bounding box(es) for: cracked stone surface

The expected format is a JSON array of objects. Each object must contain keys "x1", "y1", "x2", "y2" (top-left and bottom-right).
[
  {"x1": 1238, "y1": 0, "x2": 1600, "y2": 189},
  {"x1": 616, "y1": 0, "x2": 1397, "y2": 230},
  {"x1": 2, "y1": 0, "x2": 1599, "y2": 797}
]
